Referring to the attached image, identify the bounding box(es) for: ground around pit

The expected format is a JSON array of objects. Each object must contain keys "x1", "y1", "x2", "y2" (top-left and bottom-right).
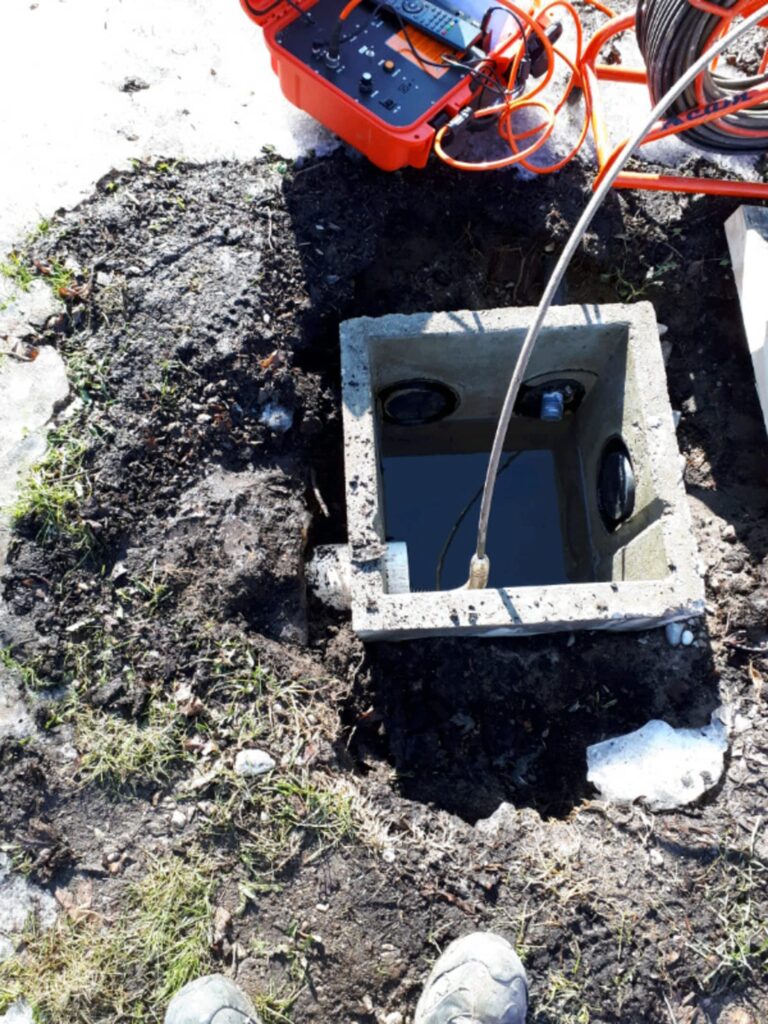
[{"x1": 0, "y1": 150, "x2": 768, "y2": 1024}]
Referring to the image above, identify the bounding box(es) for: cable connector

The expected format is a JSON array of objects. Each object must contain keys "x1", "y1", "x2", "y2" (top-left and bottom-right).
[
  {"x1": 527, "y1": 19, "x2": 563, "y2": 78},
  {"x1": 445, "y1": 106, "x2": 475, "y2": 138}
]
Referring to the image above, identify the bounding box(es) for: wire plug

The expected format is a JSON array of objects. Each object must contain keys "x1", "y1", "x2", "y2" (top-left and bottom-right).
[{"x1": 527, "y1": 19, "x2": 563, "y2": 78}]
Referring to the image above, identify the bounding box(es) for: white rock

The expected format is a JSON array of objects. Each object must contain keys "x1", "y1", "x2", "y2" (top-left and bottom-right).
[
  {"x1": 171, "y1": 809, "x2": 187, "y2": 829},
  {"x1": 234, "y1": 749, "x2": 275, "y2": 777},
  {"x1": 681, "y1": 629, "x2": 695, "y2": 646},
  {"x1": 665, "y1": 622, "x2": 685, "y2": 647},
  {"x1": 587, "y1": 714, "x2": 729, "y2": 812}
]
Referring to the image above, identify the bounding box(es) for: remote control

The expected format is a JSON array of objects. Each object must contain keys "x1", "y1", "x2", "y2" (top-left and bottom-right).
[{"x1": 383, "y1": 0, "x2": 483, "y2": 52}]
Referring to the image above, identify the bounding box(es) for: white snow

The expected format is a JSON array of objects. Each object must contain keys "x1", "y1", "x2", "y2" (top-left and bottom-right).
[
  {"x1": 587, "y1": 712, "x2": 730, "y2": 811},
  {"x1": 0, "y1": 0, "x2": 334, "y2": 253}
]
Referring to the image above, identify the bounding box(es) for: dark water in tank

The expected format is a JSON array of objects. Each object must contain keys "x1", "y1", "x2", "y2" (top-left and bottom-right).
[{"x1": 381, "y1": 448, "x2": 570, "y2": 591}]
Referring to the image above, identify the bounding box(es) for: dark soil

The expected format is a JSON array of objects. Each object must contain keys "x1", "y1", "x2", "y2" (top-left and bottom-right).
[{"x1": 2, "y1": 150, "x2": 768, "y2": 1024}]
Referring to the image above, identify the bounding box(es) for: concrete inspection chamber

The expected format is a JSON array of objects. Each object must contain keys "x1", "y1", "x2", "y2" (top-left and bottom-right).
[{"x1": 322, "y1": 302, "x2": 704, "y2": 640}]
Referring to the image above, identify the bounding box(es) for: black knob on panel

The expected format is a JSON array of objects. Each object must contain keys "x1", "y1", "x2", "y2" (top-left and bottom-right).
[{"x1": 359, "y1": 71, "x2": 374, "y2": 93}]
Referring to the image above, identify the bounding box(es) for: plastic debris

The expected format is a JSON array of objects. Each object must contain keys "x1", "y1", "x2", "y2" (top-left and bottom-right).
[{"x1": 587, "y1": 712, "x2": 729, "y2": 811}]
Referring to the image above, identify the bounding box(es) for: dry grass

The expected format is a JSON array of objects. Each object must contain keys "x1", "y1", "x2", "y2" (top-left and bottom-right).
[{"x1": 0, "y1": 851, "x2": 216, "y2": 1023}]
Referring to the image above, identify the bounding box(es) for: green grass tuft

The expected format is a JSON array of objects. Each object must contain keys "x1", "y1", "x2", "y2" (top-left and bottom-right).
[
  {"x1": 11, "y1": 425, "x2": 95, "y2": 551},
  {"x1": 75, "y1": 699, "x2": 187, "y2": 790},
  {"x1": 0, "y1": 252, "x2": 34, "y2": 290}
]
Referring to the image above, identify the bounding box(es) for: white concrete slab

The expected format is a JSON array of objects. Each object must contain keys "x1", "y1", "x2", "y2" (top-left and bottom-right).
[{"x1": 725, "y1": 205, "x2": 768, "y2": 436}]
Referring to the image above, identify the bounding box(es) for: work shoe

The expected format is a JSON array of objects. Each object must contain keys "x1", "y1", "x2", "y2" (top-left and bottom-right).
[
  {"x1": 414, "y1": 932, "x2": 528, "y2": 1024},
  {"x1": 164, "y1": 974, "x2": 261, "y2": 1024}
]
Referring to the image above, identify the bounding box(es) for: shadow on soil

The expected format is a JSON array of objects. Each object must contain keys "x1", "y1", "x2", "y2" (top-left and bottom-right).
[
  {"x1": 341, "y1": 630, "x2": 721, "y2": 822},
  {"x1": 281, "y1": 153, "x2": 755, "y2": 824}
]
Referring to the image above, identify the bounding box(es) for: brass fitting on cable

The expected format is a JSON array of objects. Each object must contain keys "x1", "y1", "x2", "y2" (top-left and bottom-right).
[{"x1": 466, "y1": 554, "x2": 490, "y2": 590}]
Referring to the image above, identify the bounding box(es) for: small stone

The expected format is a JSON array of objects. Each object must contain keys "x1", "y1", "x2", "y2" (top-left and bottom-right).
[
  {"x1": 234, "y1": 749, "x2": 276, "y2": 777},
  {"x1": 164, "y1": 974, "x2": 261, "y2": 1024},
  {"x1": 383, "y1": 1013, "x2": 404, "y2": 1024},
  {"x1": 717, "y1": 1008, "x2": 758, "y2": 1024},
  {"x1": 665, "y1": 622, "x2": 684, "y2": 647},
  {"x1": 171, "y1": 810, "x2": 187, "y2": 829},
  {"x1": 120, "y1": 76, "x2": 150, "y2": 93},
  {"x1": 681, "y1": 629, "x2": 694, "y2": 646},
  {"x1": 721, "y1": 524, "x2": 737, "y2": 543}
]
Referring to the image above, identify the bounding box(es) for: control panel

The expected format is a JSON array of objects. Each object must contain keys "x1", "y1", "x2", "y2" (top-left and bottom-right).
[{"x1": 277, "y1": 2, "x2": 471, "y2": 128}]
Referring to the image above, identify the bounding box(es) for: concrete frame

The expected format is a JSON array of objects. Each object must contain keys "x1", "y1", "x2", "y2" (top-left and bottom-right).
[{"x1": 340, "y1": 303, "x2": 704, "y2": 640}]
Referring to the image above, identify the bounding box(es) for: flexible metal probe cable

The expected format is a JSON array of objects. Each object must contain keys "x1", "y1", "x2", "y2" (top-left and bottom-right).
[{"x1": 466, "y1": 1, "x2": 768, "y2": 589}]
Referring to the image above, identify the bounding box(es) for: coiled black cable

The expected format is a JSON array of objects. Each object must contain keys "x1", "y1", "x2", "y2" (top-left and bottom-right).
[{"x1": 636, "y1": 0, "x2": 768, "y2": 150}]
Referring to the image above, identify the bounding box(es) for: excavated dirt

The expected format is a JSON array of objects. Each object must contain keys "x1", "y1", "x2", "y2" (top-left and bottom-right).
[{"x1": 2, "y1": 151, "x2": 768, "y2": 1023}]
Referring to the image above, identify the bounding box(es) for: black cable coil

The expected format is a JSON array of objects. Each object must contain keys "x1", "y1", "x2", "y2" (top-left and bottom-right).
[{"x1": 636, "y1": 0, "x2": 768, "y2": 150}]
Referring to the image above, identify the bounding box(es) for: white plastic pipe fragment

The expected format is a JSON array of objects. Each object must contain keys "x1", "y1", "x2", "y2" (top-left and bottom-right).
[{"x1": 586, "y1": 711, "x2": 730, "y2": 811}]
